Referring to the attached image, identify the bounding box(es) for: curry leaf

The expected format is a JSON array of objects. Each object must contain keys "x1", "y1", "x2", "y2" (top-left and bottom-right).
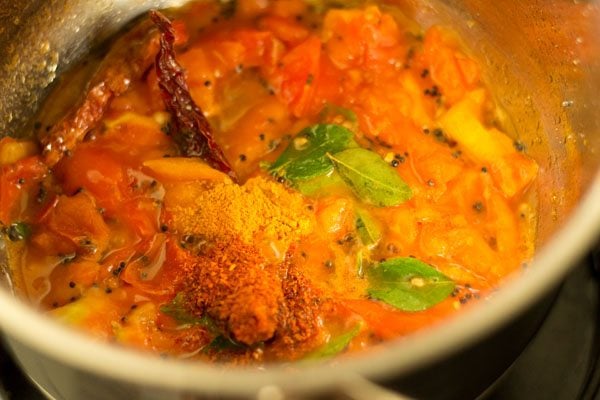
[
  {"x1": 319, "y1": 104, "x2": 358, "y2": 124},
  {"x1": 269, "y1": 124, "x2": 355, "y2": 182},
  {"x1": 160, "y1": 293, "x2": 194, "y2": 323},
  {"x1": 367, "y1": 258, "x2": 455, "y2": 312},
  {"x1": 304, "y1": 324, "x2": 361, "y2": 360},
  {"x1": 355, "y1": 209, "x2": 382, "y2": 247},
  {"x1": 6, "y1": 222, "x2": 31, "y2": 241},
  {"x1": 161, "y1": 293, "x2": 247, "y2": 351},
  {"x1": 205, "y1": 335, "x2": 246, "y2": 352},
  {"x1": 296, "y1": 171, "x2": 347, "y2": 196},
  {"x1": 160, "y1": 293, "x2": 217, "y2": 331},
  {"x1": 356, "y1": 247, "x2": 371, "y2": 278},
  {"x1": 327, "y1": 148, "x2": 412, "y2": 207}
]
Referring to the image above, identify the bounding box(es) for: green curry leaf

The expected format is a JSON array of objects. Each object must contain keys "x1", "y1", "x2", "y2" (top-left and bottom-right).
[
  {"x1": 161, "y1": 293, "x2": 247, "y2": 351},
  {"x1": 356, "y1": 247, "x2": 372, "y2": 278},
  {"x1": 6, "y1": 222, "x2": 31, "y2": 241},
  {"x1": 296, "y1": 171, "x2": 347, "y2": 197},
  {"x1": 205, "y1": 335, "x2": 247, "y2": 352},
  {"x1": 327, "y1": 148, "x2": 412, "y2": 207},
  {"x1": 160, "y1": 293, "x2": 218, "y2": 331},
  {"x1": 160, "y1": 293, "x2": 196, "y2": 324},
  {"x1": 269, "y1": 124, "x2": 355, "y2": 183},
  {"x1": 304, "y1": 324, "x2": 361, "y2": 360},
  {"x1": 367, "y1": 257, "x2": 455, "y2": 312},
  {"x1": 319, "y1": 104, "x2": 358, "y2": 124},
  {"x1": 355, "y1": 208, "x2": 382, "y2": 247}
]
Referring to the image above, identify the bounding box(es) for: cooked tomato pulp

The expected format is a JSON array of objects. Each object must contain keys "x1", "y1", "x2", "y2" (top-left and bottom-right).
[{"x1": 0, "y1": 0, "x2": 538, "y2": 363}]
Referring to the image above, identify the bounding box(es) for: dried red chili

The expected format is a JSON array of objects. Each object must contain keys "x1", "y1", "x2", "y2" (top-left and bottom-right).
[
  {"x1": 150, "y1": 11, "x2": 237, "y2": 181},
  {"x1": 40, "y1": 18, "x2": 160, "y2": 167}
]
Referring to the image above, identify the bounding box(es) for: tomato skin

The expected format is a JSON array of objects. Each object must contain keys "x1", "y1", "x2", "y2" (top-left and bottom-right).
[
  {"x1": 43, "y1": 192, "x2": 111, "y2": 259},
  {"x1": 178, "y1": 29, "x2": 280, "y2": 79},
  {"x1": 322, "y1": 6, "x2": 403, "y2": 70},
  {"x1": 112, "y1": 125, "x2": 172, "y2": 162},
  {"x1": 258, "y1": 16, "x2": 309, "y2": 46},
  {"x1": 268, "y1": 0, "x2": 307, "y2": 18},
  {"x1": 422, "y1": 27, "x2": 481, "y2": 105},
  {"x1": 42, "y1": 259, "x2": 101, "y2": 309},
  {"x1": 171, "y1": 19, "x2": 189, "y2": 46},
  {"x1": 30, "y1": 228, "x2": 78, "y2": 257},
  {"x1": 270, "y1": 35, "x2": 322, "y2": 117},
  {"x1": 120, "y1": 235, "x2": 181, "y2": 296},
  {"x1": 117, "y1": 198, "x2": 161, "y2": 239},
  {"x1": 231, "y1": 29, "x2": 284, "y2": 72},
  {"x1": 54, "y1": 144, "x2": 125, "y2": 212},
  {"x1": 313, "y1": 54, "x2": 343, "y2": 109},
  {"x1": 0, "y1": 156, "x2": 48, "y2": 224}
]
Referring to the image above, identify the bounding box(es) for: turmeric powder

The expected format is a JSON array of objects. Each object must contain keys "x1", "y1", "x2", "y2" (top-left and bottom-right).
[{"x1": 168, "y1": 177, "x2": 314, "y2": 258}]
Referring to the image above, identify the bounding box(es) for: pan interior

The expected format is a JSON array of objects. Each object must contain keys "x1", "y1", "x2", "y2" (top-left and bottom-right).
[{"x1": 0, "y1": 0, "x2": 598, "y2": 395}]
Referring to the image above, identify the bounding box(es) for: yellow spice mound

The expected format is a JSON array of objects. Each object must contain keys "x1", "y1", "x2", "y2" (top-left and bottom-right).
[{"x1": 169, "y1": 177, "x2": 314, "y2": 250}]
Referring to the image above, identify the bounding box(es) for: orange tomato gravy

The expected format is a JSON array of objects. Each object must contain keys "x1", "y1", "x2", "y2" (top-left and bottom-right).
[{"x1": 0, "y1": 0, "x2": 538, "y2": 363}]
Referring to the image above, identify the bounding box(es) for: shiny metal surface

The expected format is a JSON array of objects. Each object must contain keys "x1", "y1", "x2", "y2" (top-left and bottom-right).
[
  {"x1": 0, "y1": 1, "x2": 599, "y2": 398},
  {"x1": 0, "y1": 0, "x2": 188, "y2": 138}
]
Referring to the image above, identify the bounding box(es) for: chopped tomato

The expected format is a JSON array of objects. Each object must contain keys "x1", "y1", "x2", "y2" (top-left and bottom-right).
[
  {"x1": 258, "y1": 16, "x2": 309, "y2": 46},
  {"x1": 30, "y1": 227, "x2": 78, "y2": 257},
  {"x1": 269, "y1": 35, "x2": 322, "y2": 117},
  {"x1": 322, "y1": 6, "x2": 404, "y2": 70},
  {"x1": 43, "y1": 192, "x2": 111, "y2": 259},
  {"x1": 171, "y1": 19, "x2": 189, "y2": 45},
  {"x1": 42, "y1": 259, "x2": 101, "y2": 309},
  {"x1": 120, "y1": 235, "x2": 180, "y2": 296},
  {"x1": 422, "y1": 26, "x2": 481, "y2": 105},
  {"x1": 268, "y1": 0, "x2": 307, "y2": 18},
  {"x1": 0, "y1": 156, "x2": 47, "y2": 224},
  {"x1": 117, "y1": 198, "x2": 161, "y2": 239},
  {"x1": 54, "y1": 144, "x2": 125, "y2": 213},
  {"x1": 231, "y1": 29, "x2": 283, "y2": 69}
]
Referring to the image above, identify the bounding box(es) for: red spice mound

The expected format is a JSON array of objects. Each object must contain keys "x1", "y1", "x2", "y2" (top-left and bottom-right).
[
  {"x1": 181, "y1": 239, "x2": 281, "y2": 345},
  {"x1": 178, "y1": 238, "x2": 323, "y2": 349},
  {"x1": 276, "y1": 253, "x2": 323, "y2": 347}
]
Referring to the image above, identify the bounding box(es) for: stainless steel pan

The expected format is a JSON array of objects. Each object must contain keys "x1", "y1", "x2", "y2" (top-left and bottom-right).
[{"x1": 0, "y1": 1, "x2": 599, "y2": 398}]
